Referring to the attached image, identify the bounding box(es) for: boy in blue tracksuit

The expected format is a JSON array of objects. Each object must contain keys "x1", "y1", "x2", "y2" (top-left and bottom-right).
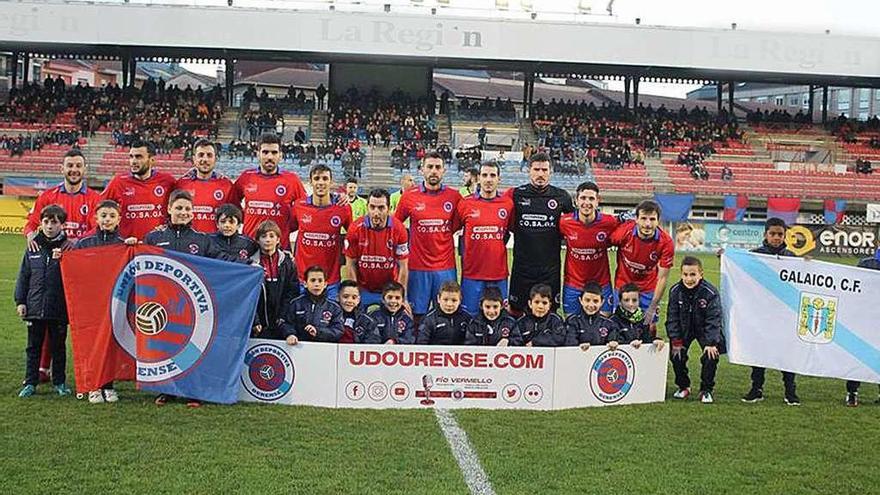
[
  {"x1": 281, "y1": 266, "x2": 344, "y2": 344},
  {"x1": 845, "y1": 250, "x2": 880, "y2": 406},
  {"x1": 666, "y1": 257, "x2": 724, "y2": 404},
  {"x1": 516, "y1": 284, "x2": 566, "y2": 347},
  {"x1": 338, "y1": 280, "x2": 382, "y2": 344},
  {"x1": 15, "y1": 205, "x2": 71, "y2": 398},
  {"x1": 210, "y1": 203, "x2": 258, "y2": 264},
  {"x1": 370, "y1": 281, "x2": 416, "y2": 344},
  {"x1": 464, "y1": 286, "x2": 522, "y2": 346},
  {"x1": 565, "y1": 281, "x2": 622, "y2": 350},
  {"x1": 417, "y1": 280, "x2": 472, "y2": 345},
  {"x1": 611, "y1": 283, "x2": 666, "y2": 350}
]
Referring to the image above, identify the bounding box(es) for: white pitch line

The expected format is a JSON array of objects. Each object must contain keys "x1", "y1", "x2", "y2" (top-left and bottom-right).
[{"x1": 434, "y1": 408, "x2": 496, "y2": 495}]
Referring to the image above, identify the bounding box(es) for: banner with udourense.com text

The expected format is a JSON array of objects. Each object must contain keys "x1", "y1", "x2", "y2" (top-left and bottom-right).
[
  {"x1": 239, "y1": 341, "x2": 668, "y2": 410},
  {"x1": 722, "y1": 249, "x2": 880, "y2": 384}
]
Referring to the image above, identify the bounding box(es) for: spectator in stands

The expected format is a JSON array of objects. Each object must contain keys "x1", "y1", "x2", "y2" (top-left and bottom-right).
[
  {"x1": 478, "y1": 124, "x2": 487, "y2": 147},
  {"x1": 315, "y1": 84, "x2": 327, "y2": 110},
  {"x1": 721, "y1": 165, "x2": 734, "y2": 181}
]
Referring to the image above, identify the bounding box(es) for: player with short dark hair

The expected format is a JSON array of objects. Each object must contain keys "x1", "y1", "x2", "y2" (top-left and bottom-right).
[
  {"x1": 232, "y1": 133, "x2": 307, "y2": 249},
  {"x1": 210, "y1": 203, "x2": 257, "y2": 263},
  {"x1": 394, "y1": 151, "x2": 462, "y2": 324},
  {"x1": 515, "y1": 283, "x2": 566, "y2": 347},
  {"x1": 558, "y1": 181, "x2": 620, "y2": 317},
  {"x1": 101, "y1": 140, "x2": 177, "y2": 240},
  {"x1": 281, "y1": 266, "x2": 344, "y2": 345},
  {"x1": 370, "y1": 282, "x2": 415, "y2": 344},
  {"x1": 464, "y1": 287, "x2": 521, "y2": 346},
  {"x1": 507, "y1": 152, "x2": 575, "y2": 316},
  {"x1": 417, "y1": 280, "x2": 472, "y2": 345},
  {"x1": 338, "y1": 280, "x2": 382, "y2": 344},
  {"x1": 174, "y1": 138, "x2": 237, "y2": 233},
  {"x1": 564, "y1": 282, "x2": 622, "y2": 350}
]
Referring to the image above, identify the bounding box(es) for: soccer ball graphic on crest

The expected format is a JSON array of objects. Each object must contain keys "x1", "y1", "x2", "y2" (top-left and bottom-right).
[
  {"x1": 135, "y1": 301, "x2": 168, "y2": 335},
  {"x1": 259, "y1": 364, "x2": 275, "y2": 381}
]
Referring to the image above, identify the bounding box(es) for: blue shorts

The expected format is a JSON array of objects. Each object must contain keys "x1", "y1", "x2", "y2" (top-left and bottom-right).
[
  {"x1": 359, "y1": 289, "x2": 384, "y2": 311},
  {"x1": 611, "y1": 288, "x2": 659, "y2": 323},
  {"x1": 300, "y1": 282, "x2": 339, "y2": 302},
  {"x1": 563, "y1": 284, "x2": 614, "y2": 317},
  {"x1": 461, "y1": 278, "x2": 509, "y2": 317},
  {"x1": 408, "y1": 268, "x2": 458, "y2": 315}
]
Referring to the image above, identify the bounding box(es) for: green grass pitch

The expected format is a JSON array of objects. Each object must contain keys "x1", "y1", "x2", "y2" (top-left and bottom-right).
[{"x1": 0, "y1": 234, "x2": 877, "y2": 494}]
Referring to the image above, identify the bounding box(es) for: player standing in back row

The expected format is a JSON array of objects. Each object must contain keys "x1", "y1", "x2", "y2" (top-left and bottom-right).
[
  {"x1": 394, "y1": 151, "x2": 461, "y2": 324},
  {"x1": 508, "y1": 152, "x2": 574, "y2": 316},
  {"x1": 174, "y1": 139, "x2": 237, "y2": 233}
]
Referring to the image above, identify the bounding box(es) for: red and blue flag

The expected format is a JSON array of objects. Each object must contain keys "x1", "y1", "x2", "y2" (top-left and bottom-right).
[
  {"x1": 62, "y1": 244, "x2": 262, "y2": 403},
  {"x1": 766, "y1": 197, "x2": 801, "y2": 226},
  {"x1": 723, "y1": 194, "x2": 748, "y2": 222},
  {"x1": 823, "y1": 199, "x2": 847, "y2": 224}
]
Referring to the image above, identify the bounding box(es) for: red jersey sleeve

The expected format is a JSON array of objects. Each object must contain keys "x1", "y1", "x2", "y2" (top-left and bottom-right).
[
  {"x1": 24, "y1": 191, "x2": 49, "y2": 237},
  {"x1": 344, "y1": 223, "x2": 361, "y2": 259},
  {"x1": 231, "y1": 174, "x2": 246, "y2": 207},
  {"x1": 289, "y1": 202, "x2": 300, "y2": 233},
  {"x1": 102, "y1": 176, "x2": 121, "y2": 202},
  {"x1": 288, "y1": 174, "x2": 307, "y2": 204},
  {"x1": 394, "y1": 191, "x2": 410, "y2": 222},
  {"x1": 341, "y1": 204, "x2": 353, "y2": 230},
  {"x1": 393, "y1": 220, "x2": 410, "y2": 260},
  {"x1": 610, "y1": 220, "x2": 634, "y2": 246},
  {"x1": 659, "y1": 235, "x2": 675, "y2": 269},
  {"x1": 449, "y1": 192, "x2": 463, "y2": 233}
]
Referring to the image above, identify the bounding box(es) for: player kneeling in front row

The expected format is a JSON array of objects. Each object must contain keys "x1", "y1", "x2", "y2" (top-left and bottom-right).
[
  {"x1": 370, "y1": 282, "x2": 415, "y2": 345},
  {"x1": 666, "y1": 257, "x2": 724, "y2": 404},
  {"x1": 281, "y1": 266, "x2": 344, "y2": 345},
  {"x1": 210, "y1": 203, "x2": 258, "y2": 263},
  {"x1": 516, "y1": 284, "x2": 567, "y2": 347},
  {"x1": 612, "y1": 283, "x2": 666, "y2": 351},
  {"x1": 338, "y1": 281, "x2": 382, "y2": 344},
  {"x1": 564, "y1": 281, "x2": 622, "y2": 351},
  {"x1": 465, "y1": 287, "x2": 521, "y2": 346},
  {"x1": 417, "y1": 281, "x2": 472, "y2": 345}
]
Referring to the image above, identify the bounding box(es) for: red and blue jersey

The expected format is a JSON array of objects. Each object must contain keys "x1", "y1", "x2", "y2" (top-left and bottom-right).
[
  {"x1": 174, "y1": 170, "x2": 237, "y2": 233},
  {"x1": 394, "y1": 184, "x2": 461, "y2": 271},
  {"x1": 232, "y1": 168, "x2": 306, "y2": 249},
  {"x1": 290, "y1": 197, "x2": 352, "y2": 284},
  {"x1": 610, "y1": 221, "x2": 675, "y2": 292},
  {"x1": 25, "y1": 184, "x2": 101, "y2": 240},
  {"x1": 456, "y1": 193, "x2": 513, "y2": 280},
  {"x1": 558, "y1": 211, "x2": 619, "y2": 289},
  {"x1": 101, "y1": 170, "x2": 177, "y2": 240},
  {"x1": 344, "y1": 216, "x2": 409, "y2": 293}
]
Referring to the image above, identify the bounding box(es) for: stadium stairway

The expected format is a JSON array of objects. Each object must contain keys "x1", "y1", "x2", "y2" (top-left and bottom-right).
[
  {"x1": 518, "y1": 118, "x2": 538, "y2": 148},
  {"x1": 217, "y1": 109, "x2": 241, "y2": 143},
  {"x1": 82, "y1": 132, "x2": 113, "y2": 172},
  {"x1": 281, "y1": 113, "x2": 311, "y2": 141},
  {"x1": 644, "y1": 156, "x2": 674, "y2": 192},
  {"x1": 437, "y1": 113, "x2": 452, "y2": 145},
  {"x1": 363, "y1": 146, "x2": 395, "y2": 189},
  {"x1": 310, "y1": 110, "x2": 327, "y2": 143}
]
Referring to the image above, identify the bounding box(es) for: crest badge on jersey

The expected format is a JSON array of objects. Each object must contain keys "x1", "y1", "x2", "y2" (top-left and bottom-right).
[
  {"x1": 80, "y1": 204, "x2": 90, "y2": 216},
  {"x1": 241, "y1": 343, "x2": 295, "y2": 402},
  {"x1": 547, "y1": 199, "x2": 558, "y2": 210},
  {"x1": 596, "y1": 231, "x2": 608, "y2": 242},
  {"x1": 188, "y1": 243, "x2": 200, "y2": 255},
  {"x1": 213, "y1": 189, "x2": 225, "y2": 201},
  {"x1": 443, "y1": 201, "x2": 454, "y2": 213},
  {"x1": 589, "y1": 349, "x2": 635, "y2": 403},
  {"x1": 397, "y1": 320, "x2": 407, "y2": 334},
  {"x1": 154, "y1": 185, "x2": 165, "y2": 197},
  {"x1": 649, "y1": 251, "x2": 659, "y2": 262},
  {"x1": 330, "y1": 215, "x2": 342, "y2": 227},
  {"x1": 321, "y1": 310, "x2": 333, "y2": 324},
  {"x1": 498, "y1": 208, "x2": 508, "y2": 219},
  {"x1": 110, "y1": 254, "x2": 217, "y2": 383},
  {"x1": 275, "y1": 185, "x2": 287, "y2": 197},
  {"x1": 797, "y1": 292, "x2": 837, "y2": 344}
]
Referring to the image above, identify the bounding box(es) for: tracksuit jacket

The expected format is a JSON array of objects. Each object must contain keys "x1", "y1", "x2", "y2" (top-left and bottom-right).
[
  {"x1": 515, "y1": 313, "x2": 566, "y2": 347},
  {"x1": 249, "y1": 250, "x2": 300, "y2": 340},
  {"x1": 280, "y1": 292, "x2": 344, "y2": 342},
  {"x1": 341, "y1": 308, "x2": 382, "y2": 344},
  {"x1": 564, "y1": 313, "x2": 621, "y2": 346},
  {"x1": 370, "y1": 306, "x2": 416, "y2": 344},
  {"x1": 464, "y1": 311, "x2": 522, "y2": 346},
  {"x1": 210, "y1": 232, "x2": 258, "y2": 264},
  {"x1": 14, "y1": 232, "x2": 68, "y2": 322},
  {"x1": 144, "y1": 223, "x2": 226, "y2": 259},
  {"x1": 416, "y1": 308, "x2": 471, "y2": 345},
  {"x1": 665, "y1": 279, "x2": 726, "y2": 351},
  {"x1": 610, "y1": 306, "x2": 653, "y2": 344},
  {"x1": 76, "y1": 229, "x2": 123, "y2": 249}
]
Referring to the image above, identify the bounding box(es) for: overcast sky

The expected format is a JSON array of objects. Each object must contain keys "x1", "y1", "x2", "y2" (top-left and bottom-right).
[{"x1": 183, "y1": 0, "x2": 879, "y2": 99}]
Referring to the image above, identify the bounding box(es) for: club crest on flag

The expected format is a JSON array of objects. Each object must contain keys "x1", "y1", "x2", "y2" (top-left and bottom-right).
[
  {"x1": 241, "y1": 343, "x2": 295, "y2": 402},
  {"x1": 797, "y1": 292, "x2": 837, "y2": 344},
  {"x1": 589, "y1": 349, "x2": 635, "y2": 403},
  {"x1": 110, "y1": 254, "x2": 217, "y2": 383}
]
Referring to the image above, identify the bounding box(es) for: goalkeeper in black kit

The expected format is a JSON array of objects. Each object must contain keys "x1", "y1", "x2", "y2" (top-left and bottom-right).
[{"x1": 506, "y1": 152, "x2": 574, "y2": 316}]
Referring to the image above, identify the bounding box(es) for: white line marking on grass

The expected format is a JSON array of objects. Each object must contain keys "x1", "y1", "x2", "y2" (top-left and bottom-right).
[{"x1": 434, "y1": 408, "x2": 496, "y2": 495}]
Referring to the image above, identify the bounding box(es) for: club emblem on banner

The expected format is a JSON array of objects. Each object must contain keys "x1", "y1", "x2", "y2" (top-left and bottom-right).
[
  {"x1": 241, "y1": 343, "x2": 295, "y2": 402},
  {"x1": 110, "y1": 254, "x2": 217, "y2": 383},
  {"x1": 589, "y1": 349, "x2": 635, "y2": 403},
  {"x1": 797, "y1": 292, "x2": 837, "y2": 344}
]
